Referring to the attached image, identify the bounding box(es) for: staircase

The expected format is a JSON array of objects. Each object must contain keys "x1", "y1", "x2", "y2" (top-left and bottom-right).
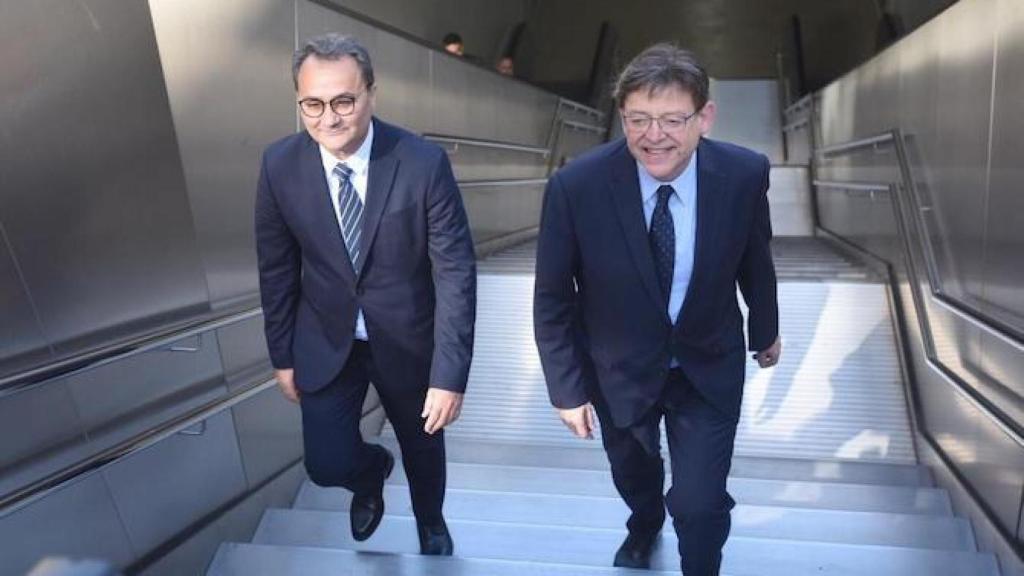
[{"x1": 208, "y1": 238, "x2": 1000, "y2": 575}]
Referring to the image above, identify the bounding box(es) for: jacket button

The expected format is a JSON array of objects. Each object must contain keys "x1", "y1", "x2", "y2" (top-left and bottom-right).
[{"x1": 356, "y1": 286, "x2": 364, "y2": 296}]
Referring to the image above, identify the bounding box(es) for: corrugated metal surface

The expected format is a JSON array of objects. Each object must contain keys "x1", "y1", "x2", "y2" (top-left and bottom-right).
[{"x1": 395, "y1": 238, "x2": 914, "y2": 464}]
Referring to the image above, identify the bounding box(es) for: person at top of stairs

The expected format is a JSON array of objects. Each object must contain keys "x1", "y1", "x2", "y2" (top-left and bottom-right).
[{"x1": 534, "y1": 42, "x2": 780, "y2": 576}]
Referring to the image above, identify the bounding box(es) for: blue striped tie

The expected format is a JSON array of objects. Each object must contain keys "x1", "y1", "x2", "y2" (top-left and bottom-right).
[{"x1": 333, "y1": 163, "x2": 364, "y2": 269}]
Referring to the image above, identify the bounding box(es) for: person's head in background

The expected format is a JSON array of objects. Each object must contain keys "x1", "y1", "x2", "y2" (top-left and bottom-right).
[
  {"x1": 442, "y1": 33, "x2": 464, "y2": 56},
  {"x1": 496, "y1": 56, "x2": 514, "y2": 77}
]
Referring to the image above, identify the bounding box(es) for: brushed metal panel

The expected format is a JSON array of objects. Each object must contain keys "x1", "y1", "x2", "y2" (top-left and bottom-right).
[
  {"x1": 956, "y1": 380, "x2": 1024, "y2": 538},
  {"x1": 102, "y1": 411, "x2": 247, "y2": 554},
  {"x1": 0, "y1": 379, "x2": 87, "y2": 498},
  {"x1": 767, "y1": 166, "x2": 813, "y2": 236},
  {"x1": 446, "y1": 145, "x2": 548, "y2": 182},
  {"x1": 708, "y1": 80, "x2": 783, "y2": 162},
  {"x1": 0, "y1": 232, "x2": 51, "y2": 379},
  {"x1": 231, "y1": 386, "x2": 303, "y2": 487},
  {"x1": 0, "y1": 473, "x2": 135, "y2": 576},
  {"x1": 66, "y1": 332, "x2": 226, "y2": 448},
  {"x1": 984, "y1": 0, "x2": 1024, "y2": 333},
  {"x1": 216, "y1": 315, "x2": 272, "y2": 391},
  {"x1": 976, "y1": 329, "x2": 1024, "y2": 425},
  {"x1": 461, "y1": 183, "x2": 545, "y2": 246},
  {"x1": 923, "y1": 0, "x2": 995, "y2": 305},
  {"x1": 0, "y1": 0, "x2": 211, "y2": 357},
  {"x1": 148, "y1": 0, "x2": 295, "y2": 310}
]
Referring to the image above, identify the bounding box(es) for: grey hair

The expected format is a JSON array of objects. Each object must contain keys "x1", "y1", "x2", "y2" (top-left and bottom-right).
[
  {"x1": 292, "y1": 33, "x2": 375, "y2": 89},
  {"x1": 613, "y1": 43, "x2": 709, "y2": 110}
]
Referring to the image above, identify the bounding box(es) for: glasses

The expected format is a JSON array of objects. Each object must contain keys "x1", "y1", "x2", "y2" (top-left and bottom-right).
[
  {"x1": 622, "y1": 109, "x2": 701, "y2": 133},
  {"x1": 298, "y1": 91, "x2": 367, "y2": 118}
]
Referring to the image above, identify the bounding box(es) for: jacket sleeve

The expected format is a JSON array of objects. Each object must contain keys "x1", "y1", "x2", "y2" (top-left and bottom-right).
[
  {"x1": 255, "y1": 153, "x2": 300, "y2": 369},
  {"x1": 737, "y1": 154, "x2": 779, "y2": 352},
  {"x1": 425, "y1": 151, "x2": 477, "y2": 393},
  {"x1": 533, "y1": 173, "x2": 590, "y2": 409}
]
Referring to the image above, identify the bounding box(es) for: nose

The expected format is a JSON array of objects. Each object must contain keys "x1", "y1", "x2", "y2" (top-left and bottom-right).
[{"x1": 643, "y1": 120, "x2": 666, "y2": 140}]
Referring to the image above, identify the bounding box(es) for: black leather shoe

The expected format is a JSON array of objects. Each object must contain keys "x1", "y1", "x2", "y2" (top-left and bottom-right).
[
  {"x1": 417, "y1": 519, "x2": 454, "y2": 555},
  {"x1": 613, "y1": 530, "x2": 659, "y2": 569},
  {"x1": 349, "y1": 446, "x2": 395, "y2": 541}
]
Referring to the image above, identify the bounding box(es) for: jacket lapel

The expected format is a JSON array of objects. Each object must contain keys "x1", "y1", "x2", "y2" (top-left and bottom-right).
[
  {"x1": 299, "y1": 133, "x2": 357, "y2": 284},
  {"x1": 356, "y1": 118, "x2": 399, "y2": 279},
  {"x1": 608, "y1": 143, "x2": 668, "y2": 316},
  {"x1": 679, "y1": 138, "x2": 724, "y2": 316}
]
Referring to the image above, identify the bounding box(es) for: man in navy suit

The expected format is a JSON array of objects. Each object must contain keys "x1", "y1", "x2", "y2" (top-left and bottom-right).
[
  {"x1": 534, "y1": 44, "x2": 781, "y2": 575},
  {"x1": 255, "y1": 34, "x2": 475, "y2": 555}
]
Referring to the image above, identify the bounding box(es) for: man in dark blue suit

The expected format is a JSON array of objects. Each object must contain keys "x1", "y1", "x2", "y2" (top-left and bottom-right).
[
  {"x1": 534, "y1": 44, "x2": 781, "y2": 575},
  {"x1": 255, "y1": 34, "x2": 475, "y2": 555}
]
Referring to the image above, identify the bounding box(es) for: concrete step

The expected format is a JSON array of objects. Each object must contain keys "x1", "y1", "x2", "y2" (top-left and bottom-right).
[
  {"x1": 251, "y1": 511, "x2": 999, "y2": 576},
  {"x1": 208, "y1": 543, "x2": 684, "y2": 575},
  {"x1": 376, "y1": 438, "x2": 933, "y2": 487},
  {"x1": 293, "y1": 482, "x2": 975, "y2": 551},
  {"x1": 373, "y1": 460, "x2": 950, "y2": 515}
]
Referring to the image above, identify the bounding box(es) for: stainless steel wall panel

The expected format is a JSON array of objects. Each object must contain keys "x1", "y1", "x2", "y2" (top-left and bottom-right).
[
  {"x1": 148, "y1": 0, "x2": 296, "y2": 311},
  {"x1": 231, "y1": 386, "x2": 303, "y2": 488},
  {"x1": 923, "y1": 0, "x2": 995, "y2": 305},
  {"x1": 767, "y1": 166, "x2": 813, "y2": 236},
  {"x1": 0, "y1": 0, "x2": 211, "y2": 359},
  {"x1": 65, "y1": 333, "x2": 226, "y2": 448},
  {"x1": 0, "y1": 234, "x2": 51, "y2": 379},
  {"x1": 0, "y1": 473, "x2": 135, "y2": 576},
  {"x1": 0, "y1": 380, "x2": 86, "y2": 498},
  {"x1": 364, "y1": 27, "x2": 435, "y2": 135},
  {"x1": 983, "y1": 0, "x2": 1024, "y2": 334},
  {"x1": 708, "y1": 80, "x2": 783, "y2": 163},
  {"x1": 445, "y1": 146, "x2": 548, "y2": 182},
  {"x1": 976, "y1": 329, "x2": 1024, "y2": 427},
  {"x1": 102, "y1": 411, "x2": 247, "y2": 555},
  {"x1": 216, "y1": 315, "x2": 272, "y2": 391},
  {"x1": 461, "y1": 183, "x2": 545, "y2": 245}
]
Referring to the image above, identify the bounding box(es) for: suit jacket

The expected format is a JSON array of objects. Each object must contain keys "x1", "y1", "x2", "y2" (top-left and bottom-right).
[
  {"x1": 255, "y1": 118, "x2": 476, "y2": 394},
  {"x1": 534, "y1": 137, "x2": 777, "y2": 427}
]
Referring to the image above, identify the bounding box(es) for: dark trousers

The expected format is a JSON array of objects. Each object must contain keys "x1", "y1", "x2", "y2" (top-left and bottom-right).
[
  {"x1": 593, "y1": 368, "x2": 738, "y2": 576},
  {"x1": 299, "y1": 341, "x2": 446, "y2": 525}
]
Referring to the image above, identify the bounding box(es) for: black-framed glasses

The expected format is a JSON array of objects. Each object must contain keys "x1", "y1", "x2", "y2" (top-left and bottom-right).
[
  {"x1": 298, "y1": 91, "x2": 367, "y2": 118},
  {"x1": 622, "y1": 109, "x2": 701, "y2": 133}
]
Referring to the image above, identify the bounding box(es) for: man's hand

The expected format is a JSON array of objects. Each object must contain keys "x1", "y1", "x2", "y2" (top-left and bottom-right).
[
  {"x1": 754, "y1": 336, "x2": 782, "y2": 368},
  {"x1": 275, "y1": 369, "x2": 300, "y2": 403},
  {"x1": 558, "y1": 403, "x2": 596, "y2": 439},
  {"x1": 421, "y1": 388, "x2": 464, "y2": 434}
]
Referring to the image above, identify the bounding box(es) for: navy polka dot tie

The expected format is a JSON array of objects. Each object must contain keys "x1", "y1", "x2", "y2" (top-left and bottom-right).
[{"x1": 649, "y1": 184, "x2": 675, "y2": 307}]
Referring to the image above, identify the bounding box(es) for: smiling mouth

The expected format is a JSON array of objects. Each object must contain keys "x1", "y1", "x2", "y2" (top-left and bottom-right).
[{"x1": 642, "y1": 146, "x2": 674, "y2": 156}]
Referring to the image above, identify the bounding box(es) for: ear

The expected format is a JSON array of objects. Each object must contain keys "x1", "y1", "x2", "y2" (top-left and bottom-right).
[{"x1": 698, "y1": 100, "x2": 717, "y2": 135}]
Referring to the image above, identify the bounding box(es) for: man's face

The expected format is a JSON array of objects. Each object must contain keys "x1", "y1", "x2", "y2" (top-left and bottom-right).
[
  {"x1": 620, "y1": 84, "x2": 715, "y2": 181},
  {"x1": 445, "y1": 42, "x2": 464, "y2": 56},
  {"x1": 296, "y1": 55, "x2": 375, "y2": 159}
]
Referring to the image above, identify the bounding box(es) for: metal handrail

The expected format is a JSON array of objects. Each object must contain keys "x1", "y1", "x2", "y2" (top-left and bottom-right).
[
  {"x1": 817, "y1": 132, "x2": 895, "y2": 157},
  {"x1": 424, "y1": 134, "x2": 550, "y2": 157},
  {"x1": 459, "y1": 178, "x2": 548, "y2": 189},
  {"x1": 0, "y1": 307, "x2": 263, "y2": 398},
  {"x1": 559, "y1": 119, "x2": 607, "y2": 134},
  {"x1": 0, "y1": 376, "x2": 277, "y2": 515},
  {"x1": 557, "y1": 97, "x2": 605, "y2": 121},
  {"x1": 813, "y1": 179, "x2": 892, "y2": 192},
  {"x1": 813, "y1": 130, "x2": 1024, "y2": 447},
  {"x1": 782, "y1": 117, "x2": 811, "y2": 133},
  {"x1": 783, "y1": 93, "x2": 814, "y2": 117}
]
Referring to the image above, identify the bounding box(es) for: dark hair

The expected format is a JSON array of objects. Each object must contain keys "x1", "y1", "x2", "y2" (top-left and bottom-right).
[
  {"x1": 292, "y1": 33, "x2": 374, "y2": 90},
  {"x1": 613, "y1": 43, "x2": 709, "y2": 110},
  {"x1": 442, "y1": 32, "x2": 463, "y2": 46}
]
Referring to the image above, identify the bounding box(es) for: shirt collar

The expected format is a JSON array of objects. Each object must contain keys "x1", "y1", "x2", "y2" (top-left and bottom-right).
[
  {"x1": 319, "y1": 121, "x2": 374, "y2": 177},
  {"x1": 637, "y1": 148, "x2": 697, "y2": 204}
]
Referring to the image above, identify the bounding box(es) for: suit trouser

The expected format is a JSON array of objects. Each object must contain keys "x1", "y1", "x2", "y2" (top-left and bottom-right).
[
  {"x1": 299, "y1": 341, "x2": 446, "y2": 525},
  {"x1": 593, "y1": 368, "x2": 738, "y2": 576}
]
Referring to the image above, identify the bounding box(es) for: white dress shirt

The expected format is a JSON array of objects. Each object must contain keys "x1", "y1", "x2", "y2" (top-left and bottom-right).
[{"x1": 319, "y1": 122, "x2": 374, "y2": 341}]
